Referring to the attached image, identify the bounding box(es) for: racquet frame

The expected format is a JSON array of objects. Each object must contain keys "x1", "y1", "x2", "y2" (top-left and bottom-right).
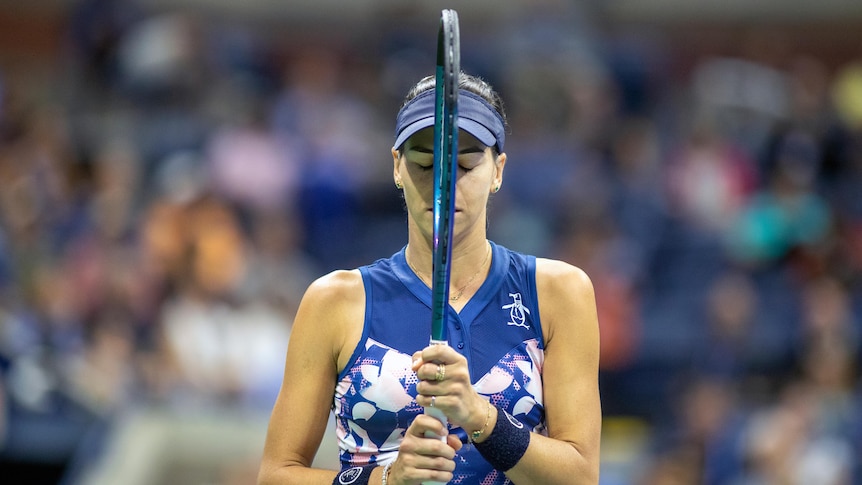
[
  {"x1": 430, "y1": 8, "x2": 460, "y2": 346},
  {"x1": 423, "y1": 12, "x2": 460, "y2": 484}
]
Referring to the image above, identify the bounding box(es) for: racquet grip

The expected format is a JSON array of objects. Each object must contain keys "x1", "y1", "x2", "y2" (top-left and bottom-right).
[
  {"x1": 424, "y1": 339, "x2": 450, "y2": 440},
  {"x1": 423, "y1": 405, "x2": 448, "y2": 437},
  {"x1": 422, "y1": 404, "x2": 449, "y2": 485},
  {"x1": 423, "y1": 340, "x2": 449, "y2": 484}
]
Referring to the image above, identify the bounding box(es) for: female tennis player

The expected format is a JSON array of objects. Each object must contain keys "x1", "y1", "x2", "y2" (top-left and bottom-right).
[{"x1": 258, "y1": 73, "x2": 601, "y2": 485}]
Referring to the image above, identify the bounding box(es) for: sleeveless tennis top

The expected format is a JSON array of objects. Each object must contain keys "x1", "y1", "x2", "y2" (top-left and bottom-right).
[{"x1": 333, "y1": 242, "x2": 546, "y2": 484}]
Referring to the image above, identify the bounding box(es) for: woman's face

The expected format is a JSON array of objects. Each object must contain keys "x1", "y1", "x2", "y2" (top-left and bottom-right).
[{"x1": 392, "y1": 127, "x2": 505, "y2": 241}]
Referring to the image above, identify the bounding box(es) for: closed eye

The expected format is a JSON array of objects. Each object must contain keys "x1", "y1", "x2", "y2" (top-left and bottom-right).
[{"x1": 406, "y1": 144, "x2": 487, "y2": 172}]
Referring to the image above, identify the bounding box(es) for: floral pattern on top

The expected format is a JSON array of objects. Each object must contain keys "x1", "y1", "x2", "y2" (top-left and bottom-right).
[{"x1": 334, "y1": 337, "x2": 545, "y2": 484}]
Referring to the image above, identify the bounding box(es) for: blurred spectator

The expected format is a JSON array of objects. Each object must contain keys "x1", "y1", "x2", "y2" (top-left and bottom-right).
[
  {"x1": 665, "y1": 118, "x2": 757, "y2": 234},
  {"x1": 690, "y1": 54, "x2": 790, "y2": 158},
  {"x1": 270, "y1": 47, "x2": 384, "y2": 270},
  {"x1": 725, "y1": 129, "x2": 833, "y2": 268},
  {"x1": 238, "y1": 208, "x2": 319, "y2": 319},
  {"x1": 734, "y1": 384, "x2": 855, "y2": 485},
  {"x1": 797, "y1": 276, "x2": 860, "y2": 362},
  {"x1": 66, "y1": 0, "x2": 143, "y2": 98},
  {"x1": 88, "y1": 139, "x2": 142, "y2": 241},
  {"x1": 115, "y1": 12, "x2": 205, "y2": 104},
  {"x1": 638, "y1": 377, "x2": 743, "y2": 485},
  {"x1": 148, "y1": 193, "x2": 289, "y2": 408},
  {"x1": 692, "y1": 270, "x2": 772, "y2": 389},
  {"x1": 205, "y1": 98, "x2": 299, "y2": 216},
  {"x1": 605, "y1": 117, "x2": 670, "y2": 284}
]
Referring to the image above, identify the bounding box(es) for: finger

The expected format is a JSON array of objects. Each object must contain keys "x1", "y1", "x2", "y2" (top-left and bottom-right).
[
  {"x1": 446, "y1": 434, "x2": 463, "y2": 452},
  {"x1": 416, "y1": 393, "x2": 439, "y2": 409},
  {"x1": 418, "y1": 362, "x2": 446, "y2": 382},
  {"x1": 395, "y1": 458, "x2": 456, "y2": 485},
  {"x1": 398, "y1": 437, "x2": 456, "y2": 463},
  {"x1": 416, "y1": 379, "x2": 441, "y2": 397},
  {"x1": 424, "y1": 470, "x2": 455, "y2": 484},
  {"x1": 421, "y1": 343, "x2": 457, "y2": 363},
  {"x1": 410, "y1": 414, "x2": 450, "y2": 441},
  {"x1": 392, "y1": 440, "x2": 456, "y2": 484}
]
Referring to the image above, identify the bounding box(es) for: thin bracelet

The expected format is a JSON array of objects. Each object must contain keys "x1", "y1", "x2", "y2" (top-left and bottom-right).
[
  {"x1": 381, "y1": 463, "x2": 392, "y2": 485},
  {"x1": 469, "y1": 399, "x2": 493, "y2": 443}
]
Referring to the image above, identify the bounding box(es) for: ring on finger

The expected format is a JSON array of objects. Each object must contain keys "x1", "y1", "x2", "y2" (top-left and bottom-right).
[
  {"x1": 435, "y1": 364, "x2": 445, "y2": 382},
  {"x1": 430, "y1": 396, "x2": 436, "y2": 408}
]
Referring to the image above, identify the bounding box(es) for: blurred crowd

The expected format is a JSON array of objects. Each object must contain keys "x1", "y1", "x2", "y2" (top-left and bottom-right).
[{"x1": 0, "y1": 0, "x2": 860, "y2": 484}]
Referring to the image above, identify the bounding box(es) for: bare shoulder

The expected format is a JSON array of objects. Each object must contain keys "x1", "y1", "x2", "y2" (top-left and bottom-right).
[
  {"x1": 534, "y1": 258, "x2": 598, "y2": 345},
  {"x1": 302, "y1": 269, "x2": 365, "y2": 308},
  {"x1": 292, "y1": 269, "x2": 366, "y2": 371},
  {"x1": 535, "y1": 258, "x2": 595, "y2": 299}
]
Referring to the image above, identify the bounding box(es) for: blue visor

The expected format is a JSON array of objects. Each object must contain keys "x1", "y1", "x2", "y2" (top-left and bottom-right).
[{"x1": 393, "y1": 90, "x2": 506, "y2": 152}]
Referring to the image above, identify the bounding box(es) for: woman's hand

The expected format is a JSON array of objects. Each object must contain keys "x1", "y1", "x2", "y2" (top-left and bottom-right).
[
  {"x1": 388, "y1": 414, "x2": 462, "y2": 485},
  {"x1": 411, "y1": 345, "x2": 490, "y2": 437}
]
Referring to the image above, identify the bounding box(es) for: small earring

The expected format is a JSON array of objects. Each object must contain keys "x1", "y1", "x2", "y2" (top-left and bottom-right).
[
  {"x1": 493, "y1": 185, "x2": 500, "y2": 193},
  {"x1": 395, "y1": 181, "x2": 403, "y2": 189}
]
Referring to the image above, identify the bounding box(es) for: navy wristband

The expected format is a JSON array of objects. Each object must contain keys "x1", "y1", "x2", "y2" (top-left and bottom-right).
[
  {"x1": 333, "y1": 465, "x2": 374, "y2": 485},
  {"x1": 474, "y1": 407, "x2": 531, "y2": 472}
]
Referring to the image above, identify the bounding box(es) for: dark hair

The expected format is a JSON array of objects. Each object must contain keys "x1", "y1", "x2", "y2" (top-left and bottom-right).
[{"x1": 401, "y1": 72, "x2": 508, "y2": 131}]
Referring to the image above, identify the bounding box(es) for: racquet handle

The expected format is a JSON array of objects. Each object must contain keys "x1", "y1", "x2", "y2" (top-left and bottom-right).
[
  {"x1": 423, "y1": 405, "x2": 448, "y2": 436},
  {"x1": 422, "y1": 339, "x2": 449, "y2": 485},
  {"x1": 424, "y1": 338, "x2": 450, "y2": 438},
  {"x1": 422, "y1": 406, "x2": 448, "y2": 485}
]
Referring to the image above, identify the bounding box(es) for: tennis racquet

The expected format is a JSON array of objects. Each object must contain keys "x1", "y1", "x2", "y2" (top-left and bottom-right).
[
  {"x1": 430, "y1": 9, "x2": 459, "y2": 344},
  {"x1": 423, "y1": 10, "x2": 459, "y2": 483}
]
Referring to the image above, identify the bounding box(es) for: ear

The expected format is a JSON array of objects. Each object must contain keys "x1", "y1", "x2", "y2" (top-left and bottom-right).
[
  {"x1": 392, "y1": 147, "x2": 403, "y2": 188},
  {"x1": 492, "y1": 152, "x2": 506, "y2": 193}
]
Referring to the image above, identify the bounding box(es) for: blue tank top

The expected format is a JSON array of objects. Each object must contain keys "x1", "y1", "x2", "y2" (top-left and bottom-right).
[{"x1": 333, "y1": 242, "x2": 546, "y2": 484}]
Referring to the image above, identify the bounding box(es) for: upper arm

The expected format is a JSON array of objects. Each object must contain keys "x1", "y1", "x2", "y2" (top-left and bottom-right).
[
  {"x1": 259, "y1": 269, "x2": 365, "y2": 477},
  {"x1": 536, "y1": 259, "x2": 601, "y2": 468}
]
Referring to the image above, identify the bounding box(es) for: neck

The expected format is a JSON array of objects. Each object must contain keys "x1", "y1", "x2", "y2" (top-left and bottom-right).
[
  {"x1": 406, "y1": 239, "x2": 492, "y2": 298},
  {"x1": 404, "y1": 209, "x2": 489, "y2": 277}
]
